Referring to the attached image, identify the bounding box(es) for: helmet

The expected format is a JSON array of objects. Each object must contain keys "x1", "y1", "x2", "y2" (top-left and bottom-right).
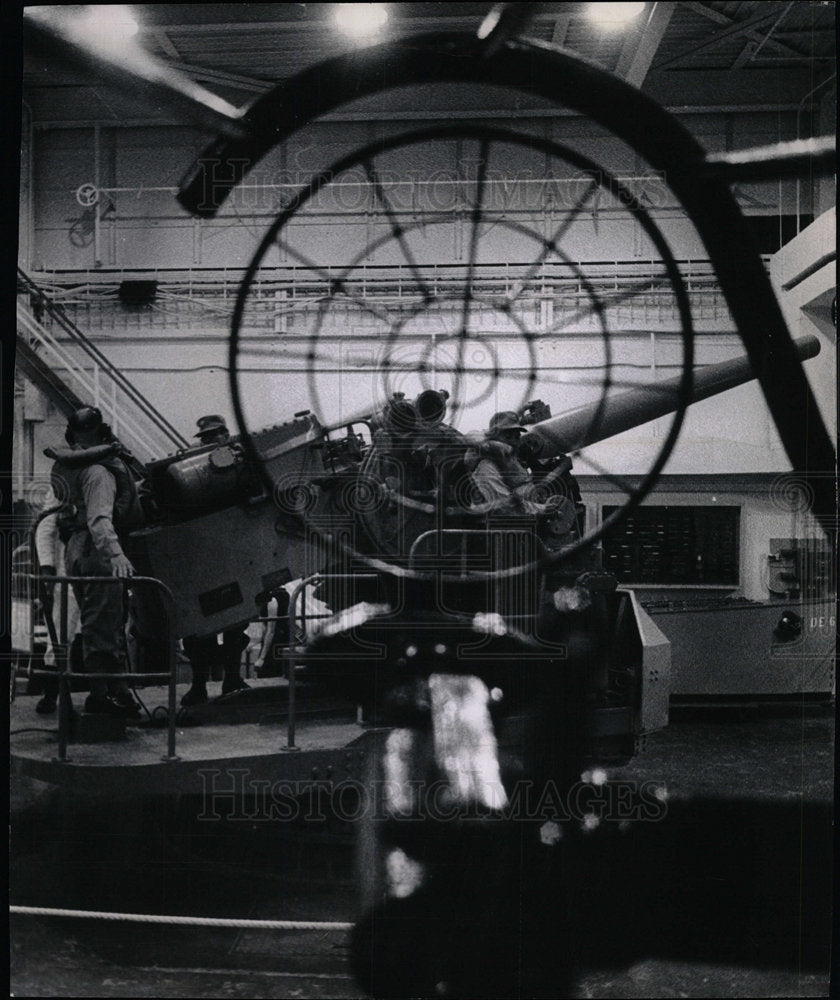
[
  {"x1": 65, "y1": 406, "x2": 104, "y2": 444},
  {"x1": 487, "y1": 411, "x2": 526, "y2": 437},
  {"x1": 194, "y1": 414, "x2": 229, "y2": 438}
]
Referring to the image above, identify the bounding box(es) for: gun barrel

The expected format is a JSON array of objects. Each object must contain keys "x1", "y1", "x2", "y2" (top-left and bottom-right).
[{"x1": 521, "y1": 335, "x2": 822, "y2": 458}]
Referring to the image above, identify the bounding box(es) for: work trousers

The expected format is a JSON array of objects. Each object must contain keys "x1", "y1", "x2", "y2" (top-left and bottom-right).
[
  {"x1": 182, "y1": 630, "x2": 248, "y2": 685},
  {"x1": 65, "y1": 530, "x2": 128, "y2": 697}
]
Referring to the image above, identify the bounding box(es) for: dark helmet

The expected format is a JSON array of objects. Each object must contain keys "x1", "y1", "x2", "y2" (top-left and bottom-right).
[
  {"x1": 487, "y1": 411, "x2": 526, "y2": 438},
  {"x1": 65, "y1": 405, "x2": 104, "y2": 444},
  {"x1": 194, "y1": 414, "x2": 229, "y2": 439}
]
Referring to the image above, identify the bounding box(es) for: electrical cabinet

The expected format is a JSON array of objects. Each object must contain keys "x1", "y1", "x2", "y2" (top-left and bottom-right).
[{"x1": 602, "y1": 505, "x2": 739, "y2": 586}]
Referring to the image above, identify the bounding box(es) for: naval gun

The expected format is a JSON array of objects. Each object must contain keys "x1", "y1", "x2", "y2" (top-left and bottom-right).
[
  {"x1": 127, "y1": 335, "x2": 821, "y2": 643},
  {"x1": 519, "y1": 334, "x2": 823, "y2": 461},
  {"x1": 127, "y1": 389, "x2": 452, "y2": 639},
  {"x1": 294, "y1": 333, "x2": 826, "y2": 1000}
]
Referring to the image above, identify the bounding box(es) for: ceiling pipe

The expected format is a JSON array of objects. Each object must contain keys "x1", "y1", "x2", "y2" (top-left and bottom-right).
[{"x1": 795, "y1": 73, "x2": 836, "y2": 234}]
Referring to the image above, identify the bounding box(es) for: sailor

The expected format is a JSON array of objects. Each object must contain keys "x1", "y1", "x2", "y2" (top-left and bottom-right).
[
  {"x1": 193, "y1": 413, "x2": 229, "y2": 443},
  {"x1": 179, "y1": 414, "x2": 251, "y2": 706},
  {"x1": 466, "y1": 411, "x2": 590, "y2": 620},
  {"x1": 516, "y1": 402, "x2": 586, "y2": 536},
  {"x1": 467, "y1": 411, "x2": 576, "y2": 525},
  {"x1": 48, "y1": 406, "x2": 144, "y2": 716}
]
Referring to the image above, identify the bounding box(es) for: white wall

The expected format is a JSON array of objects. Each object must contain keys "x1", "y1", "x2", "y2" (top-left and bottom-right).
[
  {"x1": 19, "y1": 109, "x2": 829, "y2": 480},
  {"x1": 25, "y1": 109, "x2": 802, "y2": 272}
]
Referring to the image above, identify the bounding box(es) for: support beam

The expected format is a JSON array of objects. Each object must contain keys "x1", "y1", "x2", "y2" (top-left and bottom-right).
[
  {"x1": 748, "y1": 2, "x2": 795, "y2": 62},
  {"x1": 162, "y1": 60, "x2": 270, "y2": 96},
  {"x1": 731, "y1": 40, "x2": 757, "y2": 71},
  {"x1": 651, "y1": 7, "x2": 782, "y2": 72},
  {"x1": 150, "y1": 28, "x2": 180, "y2": 61},
  {"x1": 551, "y1": 10, "x2": 572, "y2": 47},
  {"x1": 615, "y1": 2, "x2": 676, "y2": 88},
  {"x1": 682, "y1": 1, "x2": 807, "y2": 60}
]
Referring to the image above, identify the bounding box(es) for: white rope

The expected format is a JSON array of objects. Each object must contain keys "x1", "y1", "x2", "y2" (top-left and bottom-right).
[
  {"x1": 10, "y1": 905, "x2": 352, "y2": 931},
  {"x1": 138, "y1": 966, "x2": 354, "y2": 980}
]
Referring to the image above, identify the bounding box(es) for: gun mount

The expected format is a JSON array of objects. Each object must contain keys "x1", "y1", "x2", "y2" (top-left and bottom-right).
[
  {"x1": 16, "y1": 18, "x2": 836, "y2": 999},
  {"x1": 128, "y1": 413, "x2": 337, "y2": 637},
  {"x1": 126, "y1": 334, "x2": 821, "y2": 643}
]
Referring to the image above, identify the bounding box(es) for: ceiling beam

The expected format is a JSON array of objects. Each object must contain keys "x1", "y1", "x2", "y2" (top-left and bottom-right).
[
  {"x1": 27, "y1": 100, "x2": 810, "y2": 132},
  {"x1": 643, "y1": 65, "x2": 816, "y2": 107},
  {"x1": 135, "y1": 12, "x2": 569, "y2": 37},
  {"x1": 731, "y1": 39, "x2": 758, "y2": 71},
  {"x1": 614, "y1": 2, "x2": 676, "y2": 88},
  {"x1": 651, "y1": 7, "x2": 783, "y2": 71},
  {"x1": 150, "y1": 28, "x2": 180, "y2": 61},
  {"x1": 747, "y1": 1, "x2": 795, "y2": 62},
  {"x1": 161, "y1": 60, "x2": 270, "y2": 95},
  {"x1": 682, "y1": 1, "x2": 807, "y2": 60},
  {"x1": 551, "y1": 9, "x2": 572, "y2": 47}
]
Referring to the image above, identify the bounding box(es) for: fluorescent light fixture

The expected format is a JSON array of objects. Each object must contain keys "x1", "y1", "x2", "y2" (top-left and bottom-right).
[
  {"x1": 587, "y1": 2, "x2": 646, "y2": 26},
  {"x1": 333, "y1": 4, "x2": 389, "y2": 39}
]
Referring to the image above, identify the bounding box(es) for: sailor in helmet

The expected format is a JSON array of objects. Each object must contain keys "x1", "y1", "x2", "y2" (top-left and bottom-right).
[{"x1": 47, "y1": 406, "x2": 144, "y2": 716}]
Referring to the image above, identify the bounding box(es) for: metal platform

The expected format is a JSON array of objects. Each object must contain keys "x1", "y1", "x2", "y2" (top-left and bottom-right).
[{"x1": 10, "y1": 678, "x2": 385, "y2": 797}]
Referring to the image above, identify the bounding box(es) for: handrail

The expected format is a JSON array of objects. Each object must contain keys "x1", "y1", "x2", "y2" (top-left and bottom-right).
[
  {"x1": 17, "y1": 268, "x2": 190, "y2": 457},
  {"x1": 16, "y1": 303, "x2": 176, "y2": 464},
  {"x1": 283, "y1": 574, "x2": 326, "y2": 753},
  {"x1": 18, "y1": 267, "x2": 188, "y2": 444},
  {"x1": 283, "y1": 573, "x2": 379, "y2": 751},
  {"x1": 408, "y1": 526, "x2": 546, "y2": 571},
  {"x1": 23, "y1": 572, "x2": 179, "y2": 763}
]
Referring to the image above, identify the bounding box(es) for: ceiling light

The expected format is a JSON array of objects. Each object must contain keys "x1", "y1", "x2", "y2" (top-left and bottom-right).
[
  {"x1": 587, "y1": 2, "x2": 646, "y2": 27},
  {"x1": 80, "y1": 5, "x2": 140, "y2": 47},
  {"x1": 333, "y1": 4, "x2": 389, "y2": 40}
]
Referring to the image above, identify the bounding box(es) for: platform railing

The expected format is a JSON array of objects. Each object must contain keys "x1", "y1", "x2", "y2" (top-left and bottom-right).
[
  {"x1": 408, "y1": 526, "x2": 548, "y2": 624},
  {"x1": 22, "y1": 523, "x2": 551, "y2": 762},
  {"x1": 283, "y1": 573, "x2": 379, "y2": 752},
  {"x1": 27, "y1": 573, "x2": 179, "y2": 763},
  {"x1": 26, "y1": 508, "x2": 179, "y2": 764}
]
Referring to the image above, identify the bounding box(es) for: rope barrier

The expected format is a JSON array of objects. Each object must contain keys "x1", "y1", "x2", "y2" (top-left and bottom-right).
[{"x1": 10, "y1": 905, "x2": 353, "y2": 931}]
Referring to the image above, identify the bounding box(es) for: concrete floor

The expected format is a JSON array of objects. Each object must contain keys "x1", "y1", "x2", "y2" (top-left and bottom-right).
[{"x1": 8, "y1": 707, "x2": 836, "y2": 998}]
